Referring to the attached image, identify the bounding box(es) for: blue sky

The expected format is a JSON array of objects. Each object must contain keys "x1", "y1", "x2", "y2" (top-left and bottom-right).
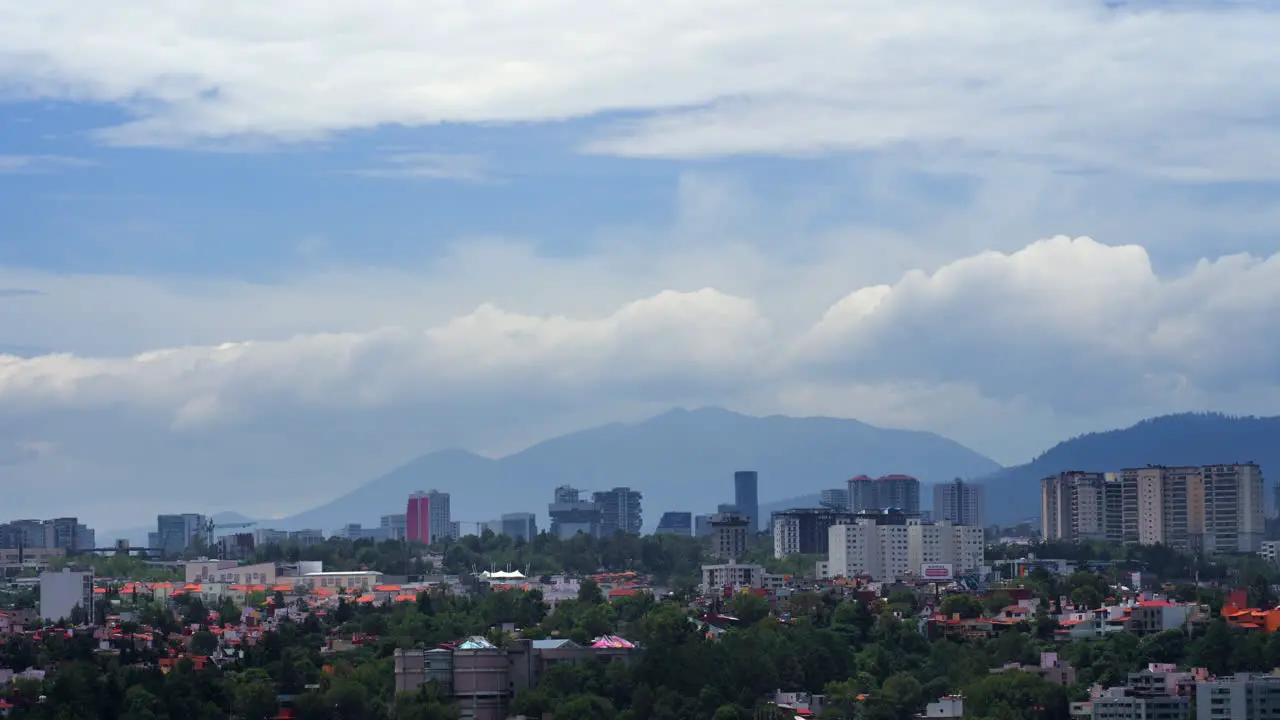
[{"x1": 3, "y1": 0, "x2": 1280, "y2": 529}]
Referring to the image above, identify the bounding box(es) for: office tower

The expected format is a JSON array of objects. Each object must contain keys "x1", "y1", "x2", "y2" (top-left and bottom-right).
[
  {"x1": 734, "y1": 471, "x2": 760, "y2": 533},
  {"x1": 500, "y1": 512, "x2": 538, "y2": 542},
  {"x1": 43, "y1": 518, "x2": 80, "y2": 553},
  {"x1": 694, "y1": 514, "x2": 714, "y2": 538},
  {"x1": 827, "y1": 516, "x2": 983, "y2": 582},
  {"x1": 381, "y1": 514, "x2": 407, "y2": 541},
  {"x1": 74, "y1": 524, "x2": 95, "y2": 552},
  {"x1": 708, "y1": 512, "x2": 749, "y2": 562},
  {"x1": 876, "y1": 475, "x2": 921, "y2": 515},
  {"x1": 847, "y1": 476, "x2": 878, "y2": 512},
  {"x1": 932, "y1": 478, "x2": 985, "y2": 527},
  {"x1": 820, "y1": 488, "x2": 850, "y2": 511},
  {"x1": 772, "y1": 508, "x2": 854, "y2": 558},
  {"x1": 0, "y1": 520, "x2": 47, "y2": 549},
  {"x1": 655, "y1": 512, "x2": 693, "y2": 536},
  {"x1": 406, "y1": 492, "x2": 431, "y2": 543},
  {"x1": 155, "y1": 514, "x2": 209, "y2": 555},
  {"x1": 406, "y1": 490, "x2": 452, "y2": 543},
  {"x1": 549, "y1": 486, "x2": 602, "y2": 539},
  {"x1": 593, "y1": 487, "x2": 643, "y2": 536}
]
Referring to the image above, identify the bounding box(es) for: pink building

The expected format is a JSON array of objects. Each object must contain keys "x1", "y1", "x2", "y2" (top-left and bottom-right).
[{"x1": 406, "y1": 492, "x2": 431, "y2": 544}]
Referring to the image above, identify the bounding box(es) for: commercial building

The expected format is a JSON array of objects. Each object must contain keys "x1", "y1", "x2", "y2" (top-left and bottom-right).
[
  {"x1": 1090, "y1": 688, "x2": 1190, "y2": 720},
  {"x1": 932, "y1": 478, "x2": 985, "y2": 527},
  {"x1": 1196, "y1": 673, "x2": 1280, "y2": 720},
  {"x1": 700, "y1": 562, "x2": 765, "y2": 593},
  {"x1": 381, "y1": 514, "x2": 407, "y2": 541},
  {"x1": 334, "y1": 523, "x2": 389, "y2": 541},
  {"x1": 734, "y1": 471, "x2": 760, "y2": 533},
  {"x1": 39, "y1": 568, "x2": 93, "y2": 622},
  {"x1": 592, "y1": 487, "x2": 642, "y2": 536},
  {"x1": 548, "y1": 486, "x2": 602, "y2": 539},
  {"x1": 827, "y1": 511, "x2": 983, "y2": 582},
  {"x1": 154, "y1": 514, "x2": 209, "y2": 555},
  {"x1": 771, "y1": 508, "x2": 854, "y2": 558},
  {"x1": 407, "y1": 490, "x2": 453, "y2": 544},
  {"x1": 845, "y1": 475, "x2": 922, "y2": 515},
  {"x1": 694, "y1": 514, "x2": 714, "y2": 538},
  {"x1": 500, "y1": 513, "x2": 538, "y2": 543},
  {"x1": 655, "y1": 512, "x2": 692, "y2": 536},
  {"x1": 1042, "y1": 464, "x2": 1265, "y2": 553},
  {"x1": 0, "y1": 518, "x2": 94, "y2": 553},
  {"x1": 708, "y1": 512, "x2": 750, "y2": 562}
]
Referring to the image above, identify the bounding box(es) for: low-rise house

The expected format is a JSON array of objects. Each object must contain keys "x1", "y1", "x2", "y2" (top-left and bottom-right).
[{"x1": 990, "y1": 652, "x2": 1076, "y2": 686}]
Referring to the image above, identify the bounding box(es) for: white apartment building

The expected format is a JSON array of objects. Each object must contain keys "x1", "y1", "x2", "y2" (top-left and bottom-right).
[
  {"x1": 827, "y1": 518, "x2": 983, "y2": 582},
  {"x1": 39, "y1": 568, "x2": 93, "y2": 622}
]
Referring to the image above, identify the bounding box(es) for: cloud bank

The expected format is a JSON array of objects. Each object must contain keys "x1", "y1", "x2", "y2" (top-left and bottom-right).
[
  {"x1": 2, "y1": 1, "x2": 1279, "y2": 177},
  {"x1": 4, "y1": 236, "x2": 1280, "y2": 526}
]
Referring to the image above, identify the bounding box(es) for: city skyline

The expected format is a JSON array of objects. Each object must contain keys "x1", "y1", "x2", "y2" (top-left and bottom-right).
[{"x1": 5, "y1": 2, "x2": 1280, "y2": 527}]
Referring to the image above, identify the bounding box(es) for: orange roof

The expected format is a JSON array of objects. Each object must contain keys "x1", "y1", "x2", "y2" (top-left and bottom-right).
[
  {"x1": 609, "y1": 588, "x2": 641, "y2": 597},
  {"x1": 311, "y1": 588, "x2": 335, "y2": 596},
  {"x1": 356, "y1": 595, "x2": 375, "y2": 603},
  {"x1": 271, "y1": 585, "x2": 293, "y2": 592},
  {"x1": 374, "y1": 585, "x2": 402, "y2": 592},
  {"x1": 394, "y1": 594, "x2": 416, "y2": 602},
  {"x1": 183, "y1": 584, "x2": 202, "y2": 591}
]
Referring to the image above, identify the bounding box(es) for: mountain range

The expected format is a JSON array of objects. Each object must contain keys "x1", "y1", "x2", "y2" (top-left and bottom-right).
[
  {"x1": 270, "y1": 407, "x2": 1001, "y2": 533},
  {"x1": 103, "y1": 409, "x2": 1280, "y2": 543}
]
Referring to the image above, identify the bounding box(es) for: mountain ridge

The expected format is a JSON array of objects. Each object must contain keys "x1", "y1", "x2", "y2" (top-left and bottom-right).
[{"x1": 274, "y1": 406, "x2": 1002, "y2": 532}]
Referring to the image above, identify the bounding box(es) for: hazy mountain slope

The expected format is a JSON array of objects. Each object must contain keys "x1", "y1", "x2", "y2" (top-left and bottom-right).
[
  {"x1": 980, "y1": 413, "x2": 1280, "y2": 524},
  {"x1": 277, "y1": 407, "x2": 1001, "y2": 532}
]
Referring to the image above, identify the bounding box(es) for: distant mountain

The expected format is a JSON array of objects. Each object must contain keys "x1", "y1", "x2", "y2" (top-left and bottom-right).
[
  {"x1": 277, "y1": 407, "x2": 1002, "y2": 532},
  {"x1": 980, "y1": 412, "x2": 1280, "y2": 524}
]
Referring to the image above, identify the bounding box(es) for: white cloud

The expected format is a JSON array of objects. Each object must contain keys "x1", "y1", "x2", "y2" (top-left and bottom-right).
[
  {"x1": 0, "y1": 155, "x2": 93, "y2": 174},
  {"x1": 1, "y1": 2, "x2": 1278, "y2": 178},
  {"x1": 346, "y1": 152, "x2": 492, "y2": 182},
  {"x1": 4, "y1": 235, "x2": 1280, "y2": 527}
]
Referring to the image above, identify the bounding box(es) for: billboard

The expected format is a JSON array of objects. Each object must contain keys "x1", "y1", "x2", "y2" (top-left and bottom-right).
[{"x1": 920, "y1": 563, "x2": 954, "y2": 581}]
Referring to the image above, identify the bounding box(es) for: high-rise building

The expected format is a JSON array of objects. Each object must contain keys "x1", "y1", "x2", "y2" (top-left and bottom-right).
[
  {"x1": 772, "y1": 508, "x2": 854, "y2": 558},
  {"x1": 593, "y1": 487, "x2": 643, "y2": 536},
  {"x1": 43, "y1": 518, "x2": 80, "y2": 553},
  {"x1": 820, "y1": 488, "x2": 850, "y2": 511},
  {"x1": 734, "y1": 471, "x2": 760, "y2": 533},
  {"x1": 877, "y1": 475, "x2": 921, "y2": 515},
  {"x1": 500, "y1": 512, "x2": 538, "y2": 542},
  {"x1": 655, "y1": 512, "x2": 693, "y2": 536},
  {"x1": 428, "y1": 491, "x2": 452, "y2": 541},
  {"x1": 932, "y1": 478, "x2": 985, "y2": 527},
  {"x1": 407, "y1": 490, "x2": 452, "y2": 543},
  {"x1": 1196, "y1": 673, "x2": 1280, "y2": 719},
  {"x1": 708, "y1": 512, "x2": 750, "y2": 562},
  {"x1": 827, "y1": 516, "x2": 983, "y2": 582},
  {"x1": 549, "y1": 486, "x2": 602, "y2": 539},
  {"x1": 1043, "y1": 463, "x2": 1265, "y2": 554},
  {"x1": 847, "y1": 476, "x2": 877, "y2": 512},
  {"x1": 155, "y1": 514, "x2": 209, "y2": 555}
]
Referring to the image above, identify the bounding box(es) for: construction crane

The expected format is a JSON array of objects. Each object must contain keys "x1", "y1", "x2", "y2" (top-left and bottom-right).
[{"x1": 203, "y1": 519, "x2": 258, "y2": 560}]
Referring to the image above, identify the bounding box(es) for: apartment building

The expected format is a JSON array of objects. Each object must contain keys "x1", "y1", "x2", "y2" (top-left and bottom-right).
[
  {"x1": 1196, "y1": 673, "x2": 1280, "y2": 720},
  {"x1": 933, "y1": 478, "x2": 985, "y2": 526},
  {"x1": 593, "y1": 487, "x2": 643, "y2": 536},
  {"x1": 709, "y1": 512, "x2": 750, "y2": 563},
  {"x1": 772, "y1": 508, "x2": 854, "y2": 558},
  {"x1": 827, "y1": 512, "x2": 983, "y2": 582},
  {"x1": 1042, "y1": 464, "x2": 1264, "y2": 553}
]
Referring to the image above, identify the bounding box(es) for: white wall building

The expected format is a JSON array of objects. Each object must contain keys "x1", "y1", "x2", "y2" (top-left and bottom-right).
[
  {"x1": 39, "y1": 568, "x2": 93, "y2": 622},
  {"x1": 828, "y1": 518, "x2": 983, "y2": 582},
  {"x1": 700, "y1": 563, "x2": 765, "y2": 593},
  {"x1": 185, "y1": 560, "x2": 278, "y2": 585}
]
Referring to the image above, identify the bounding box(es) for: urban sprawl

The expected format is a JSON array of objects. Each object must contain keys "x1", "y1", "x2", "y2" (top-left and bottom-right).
[{"x1": 2, "y1": 463, "x2": 1279, "y2": 719}]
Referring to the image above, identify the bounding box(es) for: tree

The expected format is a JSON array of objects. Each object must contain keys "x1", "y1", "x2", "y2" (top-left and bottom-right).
[
  {"x1": 578, "y1": 579, "x2": 605, "y2": 606},
  {"x1": 727, "y1": 593, "x2": 770, "y2": 625},
  {"x1": 939, "y1": 594, "x2": 983, "y2": 619},
  {"x1": 235, "y1": 670, "x2": 280, "y2": 720}
]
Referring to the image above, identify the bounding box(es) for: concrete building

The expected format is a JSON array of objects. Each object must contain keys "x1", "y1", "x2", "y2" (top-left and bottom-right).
[
  {"x1": 380, "y1": 514, "x2": 407, "y2": 541},
  {"x1": 593, "y1": 487, "x2": 642, "y2": 536},
  {"x1": 828, "y1": 512, "x2": 983, "y2": 582},
  {"x1": 734, "y1": 471, "x2": 760, "y2": 533},
  {"x1": 820, "y1": 488, "x2": 850, "y2": 511},
  {"x1": 406, "y1": 490, "x2": 453, "y2": 544},
  {"x1": 1045, "y1": 464, "x2": 1265, "y2": 553},
  {"x1": 549, "y1": 486, "x2": 602, "y2": 539},
  {"x1": 184, "y1": 560, "x2": 277, "y2": 585},
  {"x1": 500, "y1": 513, "x2": 538, "y2": 542},
  {"x1": 708, "y1": 512, "x2": 750, "y2": 562},
  {"x1": 39, "y1": 568, "x2": 93, "y2": 622},
  {"x1": 1196, "y1": 673, "x2": 1280, "y2": 720},
  {"x1": 847, "y1": 476, "x2": 878, "y2": 512},
  {"x1": 334, "y1": 523, "x2": 389, "y2": 541},
  {"x1": 701, "y1": 562, "x2": 765, "y2": 593},
  {"x1": 694, "y1": 514, "x2": 714, "y2": 538},
  {"x1": 772, "y1": 508, "x2": 854, "y2": 558},
  {"x1": 933, "y1": 478, "x2": 985, "y2": 527},
  {"x1": 1091, "y1": 688, "x2": 1189, "y2": 720},
  {"x1": 655, "y1": 512, "x2": 692, "y2": 536},
  {"x1": 289, "y1": 529, "x2": 324, "y2": 546},
  {"x1": 155, "y1": 514, "x2": 209, "y2": 555},
  {"x1": 844, "y1": 475, "x2": 921, "y2": 515},
  {"x1": 919, "y1": 696, "x2": 964, "y2": 718}
]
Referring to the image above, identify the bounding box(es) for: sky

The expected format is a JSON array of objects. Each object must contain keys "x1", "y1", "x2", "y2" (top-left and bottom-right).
[{"x1": 3, "y1": 0, "x2": 1280, "y2": 529}]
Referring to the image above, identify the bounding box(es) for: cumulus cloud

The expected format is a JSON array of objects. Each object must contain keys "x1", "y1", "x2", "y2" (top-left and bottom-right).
[
  {"x1": 2, "y1": 2, "x2": 1279, "y2": 178},
  {"x1": 0, "y1": 155, "x2": 94, "y2": 174},
  {"x1": 3, "y1": 235, "x2": 1280, "y2": 526}
]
